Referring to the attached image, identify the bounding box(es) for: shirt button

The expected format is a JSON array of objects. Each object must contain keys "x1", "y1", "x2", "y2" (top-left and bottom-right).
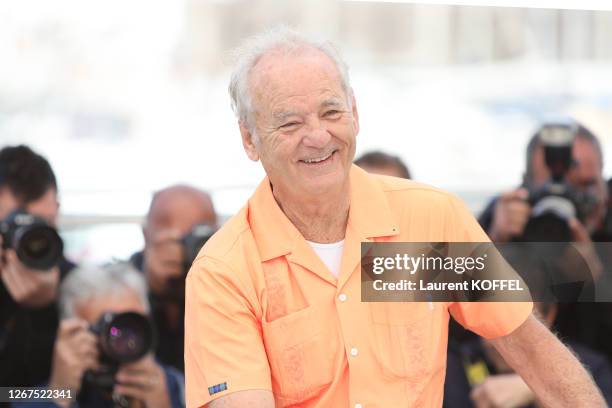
[
  {"x1": 355, "y1": 404, "x2": 363, "y2": 408},
  {"x1": 350, "y1": 347, "x2": 359, "y2": 357},
  {"x1": 338, "y1": 293, "x2": 347, "y2": 302}
]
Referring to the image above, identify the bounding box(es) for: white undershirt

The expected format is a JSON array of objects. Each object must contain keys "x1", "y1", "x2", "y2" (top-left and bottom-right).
[{"x1": 306, "y1": 239, "x2": 345, "y2": 278}]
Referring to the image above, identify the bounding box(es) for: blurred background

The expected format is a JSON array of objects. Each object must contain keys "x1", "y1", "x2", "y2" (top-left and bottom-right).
[{"x1": 1, "y1": 0, "x2": 611, "y2": 263}]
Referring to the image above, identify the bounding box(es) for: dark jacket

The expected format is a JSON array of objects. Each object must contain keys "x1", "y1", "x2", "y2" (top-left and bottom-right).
[
  {"x1": 478, "y1": 194, "x2": 612, "y2": 362},
  {"x1": 9, "y1": 363, "x2": 185, "y2": 408},
  {"x1": 130, "y1": 251, "x2": 185, "y2": 372},
  {"x1": 0, "y1": 257, "x2": 75, "y2": 387}
]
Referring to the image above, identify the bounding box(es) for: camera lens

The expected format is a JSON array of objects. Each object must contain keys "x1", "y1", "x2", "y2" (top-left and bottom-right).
[
  {"x1": 98, "y1": 312, "x2": 154, "y2": 364},
  {"x1": 16, "y1": 225, "x2": 63, "y2": 270}
]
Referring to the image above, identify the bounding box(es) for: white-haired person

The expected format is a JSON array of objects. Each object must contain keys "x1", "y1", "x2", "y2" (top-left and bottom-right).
[
  {"x1": 15, "y1": 263, "x2": 185, "y2": 408},
  {"x1": 184, "y1": 27, "x2": 605, "y2": 408}
]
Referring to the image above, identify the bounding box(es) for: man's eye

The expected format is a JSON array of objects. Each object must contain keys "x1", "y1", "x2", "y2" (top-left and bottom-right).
[
  {"x1": 280, "y1": 122, "x2": 299, "y2": 129},
  {"x1": 324, "y1": 110, "x2": 341, "y2": 118}
]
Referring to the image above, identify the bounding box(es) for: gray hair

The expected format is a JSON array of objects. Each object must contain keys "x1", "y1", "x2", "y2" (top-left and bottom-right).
[
  {"x1": 59, "y1": 262, "x2": 150, "y2": 319},
  {"x1": 228, "y1": 26, "x2": 353, "y2": 132}
]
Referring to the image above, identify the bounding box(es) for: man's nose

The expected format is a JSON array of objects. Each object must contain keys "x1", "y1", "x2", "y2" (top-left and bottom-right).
[{"x1": 302, "y1": 120, "x2": 331, "y2": 148}]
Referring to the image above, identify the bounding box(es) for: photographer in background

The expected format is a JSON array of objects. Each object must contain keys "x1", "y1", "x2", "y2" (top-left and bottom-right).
[
  {"x1": 18, "y1": 263, "x2": 184, "y2": 408},
  {"x1": 0, "y1": 145, "x2": 75, "y2": 387},
  {"x1": 479, "y1": 121, "x2": 608, "y2": 243},
  {"x1": 478, "y1": 120, "x2": 612, "y2": 361},
  {"x1": 130, "y1": 185, "x2": 216, "y2": 372}
]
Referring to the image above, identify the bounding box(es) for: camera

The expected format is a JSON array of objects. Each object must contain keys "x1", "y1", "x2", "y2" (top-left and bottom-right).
[
  {"x1": 154, "y1": 223, "x2": 216, "y2": 301},
  {"x1": 0, "y1": 209, "x2": 64, "y2": 270},
  {"x1": 83, "y1": 312, "x2": 156, "y2": 392},
  {"x1": 181, "y1": 223, "x2": 216, "y2": 274},
  {"x1": 517, "y1": 122, "x2": 598, "y2": 242}
]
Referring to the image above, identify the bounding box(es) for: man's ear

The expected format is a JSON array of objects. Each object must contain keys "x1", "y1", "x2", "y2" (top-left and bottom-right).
[
  {"x1": 240, "y1": 122, "x2": 260, "y2": 161},
  {"x1": 351, "y1": 92, "x2": 360, "y2": 136}
]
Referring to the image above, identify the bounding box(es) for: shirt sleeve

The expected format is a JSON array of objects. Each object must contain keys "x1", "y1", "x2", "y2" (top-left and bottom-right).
[
  {"x1": 184, "y1": 256, "x2": 272, "y2": 407},
  {"x1": 446, "y1": 194, "x2": 533, "y2": 339}
]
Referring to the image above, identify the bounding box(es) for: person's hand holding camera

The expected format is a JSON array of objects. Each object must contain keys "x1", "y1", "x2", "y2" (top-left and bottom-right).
[
  {"x1": 48, "y1": 319, "x2": 100, "y2": 407},
  {"x1": 114, "y1": 354, "x2": 172, "y2": 408},
  {"x1": 489, "y1": 188, "x2": 531, "y2": 242},
  {"x1": 0, "y1": 234, "x2": 60, "y2": 308}
]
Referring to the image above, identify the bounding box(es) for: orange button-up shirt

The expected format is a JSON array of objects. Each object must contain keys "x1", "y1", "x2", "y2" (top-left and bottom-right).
[{"x1": 185, "y1": 165, "x2": 532, "y2": 408}]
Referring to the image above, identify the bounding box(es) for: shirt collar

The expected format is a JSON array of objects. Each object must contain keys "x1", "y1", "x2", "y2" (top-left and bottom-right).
[
  {"x1": 347, "y1": 164, "x2": 399, "y2": 240},
  {"x1": 248, "y1": 164, "x2": 399, "y2": 262}
]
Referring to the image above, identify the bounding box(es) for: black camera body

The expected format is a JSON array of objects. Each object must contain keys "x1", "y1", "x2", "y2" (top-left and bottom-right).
[
  {"x1": 158, "y1": 223, "x2": 215, "y2": 302},
  {"x1": 181, "y1": 223, "x2": 216, "y2": 274},
  {"x1": 0, "y1": 209, "x2": 64, "y2": 270},
  {"x1": 83, "y1": 312, "x2": 156, "y2": 394},
  {"x1": 518, "y1": 122, "x2": 598, "y2": 242}
]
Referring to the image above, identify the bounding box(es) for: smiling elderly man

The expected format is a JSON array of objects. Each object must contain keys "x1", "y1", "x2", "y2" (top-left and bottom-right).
[{"x1": 184, "y1": 28, "x2": 605, "y2": 408}]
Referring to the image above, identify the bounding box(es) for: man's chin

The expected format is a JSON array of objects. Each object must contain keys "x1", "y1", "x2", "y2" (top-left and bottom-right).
[
  {"x1": 308, "y1": 183, "x2": 342, "y2": 196},
  {"x1": 271, "y1": 168, "x2": 348, "y2": 200},
  {"x1": 307, "y1": 173, "x2": 349, "y2": 194}
]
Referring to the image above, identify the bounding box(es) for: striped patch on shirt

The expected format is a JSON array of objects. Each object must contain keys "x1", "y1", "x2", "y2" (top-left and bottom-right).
[{"x1": 208, "y1": 382, "x2": 228, "y2": 395}]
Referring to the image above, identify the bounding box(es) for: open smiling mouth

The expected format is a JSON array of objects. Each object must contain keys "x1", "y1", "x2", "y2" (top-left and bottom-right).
[{"x1": 299, "y1": 150, "x2": 337, "y2": 165}]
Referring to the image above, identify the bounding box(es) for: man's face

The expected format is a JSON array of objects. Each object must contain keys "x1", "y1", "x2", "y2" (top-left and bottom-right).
[
  {"x1": 143, "y1": 192, "x2": 216, "y2": 298},
  {"x1": 0, "y1": 187, "x2": 59, "y2": 226},
  {"x1": 241, "y1": 47, "x2": 359, "y2": 199}
]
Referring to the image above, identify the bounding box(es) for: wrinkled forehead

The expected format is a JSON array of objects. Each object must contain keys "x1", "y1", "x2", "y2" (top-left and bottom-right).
[{"x1": 248, "y1": 47, "x2": 346, "y2": 111}]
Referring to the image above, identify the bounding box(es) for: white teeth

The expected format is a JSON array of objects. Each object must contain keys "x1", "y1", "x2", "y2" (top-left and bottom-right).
[{"x1": 303, "y1": 151, "x2": 333, "y2": 163}]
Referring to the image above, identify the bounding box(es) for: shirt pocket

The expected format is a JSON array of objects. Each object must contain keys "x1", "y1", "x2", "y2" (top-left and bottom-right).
[
  {"x1": 262, "y1": 302, "x2": 336, "y2": 405},
  {"x1": 370, "y1": 302, "x2": 442, "y2": 382}
]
